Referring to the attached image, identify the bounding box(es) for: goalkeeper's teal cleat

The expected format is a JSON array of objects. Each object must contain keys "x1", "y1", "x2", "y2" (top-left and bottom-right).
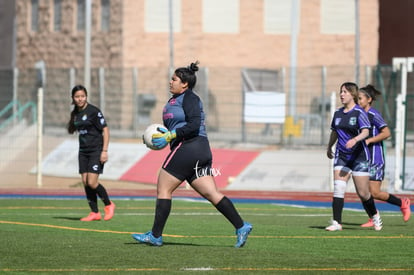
[
  {"x1": 132, "y1": 231, "x2": 163, "y2": 246},
  {"x1": 235, "y1": 222, "x2": 252, "y2": 248}
]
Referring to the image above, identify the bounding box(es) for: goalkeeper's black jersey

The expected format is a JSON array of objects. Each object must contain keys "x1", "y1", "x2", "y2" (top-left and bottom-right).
[
  {"x1": 162, "y1": 89, "x2": 207, "y2": 149},
  {"x1": 73, "y1": 103, "x2": 107, "y2": 152}
]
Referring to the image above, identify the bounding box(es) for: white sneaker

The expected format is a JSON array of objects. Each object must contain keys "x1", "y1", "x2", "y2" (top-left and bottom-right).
[
  {"x1": 372, "y1": 213, "x2": 383, "y2": 231},
  {"x1": 325, "y1": 220, "x2": 342, "y2": 231}
]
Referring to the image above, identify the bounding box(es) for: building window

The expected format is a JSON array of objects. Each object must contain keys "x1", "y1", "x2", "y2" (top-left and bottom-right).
[
  {"x1": 101, "y1": 0, "x2": 110, "y2": 31},
  {"x1": 264, "y1": 0, "x2": 293, "y2": 34},
  {"x1": 31, "y1": 0, "x2": 39, "y2": 32},
  {"x1": 145, "y1": 0, "x2": 181, "y2": 32},
  {"x1": 321, "y1": 0, "x2": 355, "y2": 34},
  {"x1": 202, "y1": 0, "x2": 239, "y2": 33},
  {"x1": 77, "y1": 0, "x2": 86, "y2": 31},
  {"x1": 54, "y1": 0, "x2": 62, "y2": 31}
]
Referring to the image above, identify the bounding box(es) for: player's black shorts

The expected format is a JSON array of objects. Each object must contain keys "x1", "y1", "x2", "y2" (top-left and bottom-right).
[
  {"x1": 369, "y1": 162, "x2": 385, "y2": 181},
  {"x1": 162, "y1": 136, "x2": 212, "y2": 184},
  {"x1": 78, "y1": 150, "x2": 104, "y2": 174},
  {"x1": 334, "y1": 149, "x2": 369, "y2": 176}
]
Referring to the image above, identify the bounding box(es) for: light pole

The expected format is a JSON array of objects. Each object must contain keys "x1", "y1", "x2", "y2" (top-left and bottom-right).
[
  {"x1": 35, "y1": 60, "x2": 46, "y2": 188},
  {"x1": 168, "y1": 0, "x2": 175, "y2": 81},
  {"x1": 354, "y1": 0, "x2": 360, "y2": 84},
  {"x1": 84, "y1": 0, "x2": 92, "y2": 91},
  {"x1": 289, "y1": 0, "x2": 300, "y2": 118}
]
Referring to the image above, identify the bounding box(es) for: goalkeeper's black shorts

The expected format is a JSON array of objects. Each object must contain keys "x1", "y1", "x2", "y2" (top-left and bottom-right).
[{"x1": 162, "y1": 136, "x2": 212, "y2": 184}]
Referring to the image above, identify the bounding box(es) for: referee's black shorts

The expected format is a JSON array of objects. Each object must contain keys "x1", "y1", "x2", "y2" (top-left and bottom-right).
[
  {"x1": 162, "y1": 136, "x2": 212, "y2": 184},
  {"x1": 78, "y1": 150, "x2": 104, "y2": 174}
]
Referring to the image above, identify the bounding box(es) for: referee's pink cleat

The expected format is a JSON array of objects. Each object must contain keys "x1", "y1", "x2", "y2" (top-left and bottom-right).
[
  {"x1": 80, "y1": 212, "x2": 101, "y2": 221},
  {"x1": 104, "y1": 202, "x2": 116, "y2": 221}
]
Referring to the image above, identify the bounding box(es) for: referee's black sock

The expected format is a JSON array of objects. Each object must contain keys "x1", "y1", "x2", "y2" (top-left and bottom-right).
[
  {"x1": 152, "y1": 199, "x2": 171, "y2": 238},
  {"x1": 84, "y1": 185, "x2": 99, "y2": 213},
  {"x1": 95, "y1": 183, "x2": 111, "y2": 205},
  {"x1": 214, "y1": 196, "x2": 244, "y2": 229},
  {"x1": 332, "y1": 197, "x2": 344, "y2": 224}
]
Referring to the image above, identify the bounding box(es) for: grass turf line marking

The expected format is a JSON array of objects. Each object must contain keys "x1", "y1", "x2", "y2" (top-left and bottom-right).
[
  {"x1": 0, "y1": 220, "x2": 132, "y2": 234},
  {"x1": 0, "y1": 220, "x2": 185, "y2": 237},
  {"x1": 1, "y1": 268, "x2": 167, "y2": 272},
  {"x1": 2, "y1": 267, "x2": 414, "y2": 272},
  {"x1": 1, "y1": 220, "x2": 413, "y2": 239},
  {"x1": 0, "y1": 206, "x2": 156, "y2": 210},
  {"x1": 0, "y1": 205, "x2": 330, "y2": 211}
]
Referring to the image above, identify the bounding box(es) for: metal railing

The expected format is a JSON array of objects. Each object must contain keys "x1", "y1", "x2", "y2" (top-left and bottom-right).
[{"x1": 0, "y1": 100, "x2": 37, "y2": 131}]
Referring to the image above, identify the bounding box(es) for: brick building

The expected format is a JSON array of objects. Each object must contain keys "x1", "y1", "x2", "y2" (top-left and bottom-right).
[
  {"x1": 13, "y1": 0, "x2": 379, "y2": 69},
  {"x1": 1, "y1": 0, "x2": 390, "y2": 139}
]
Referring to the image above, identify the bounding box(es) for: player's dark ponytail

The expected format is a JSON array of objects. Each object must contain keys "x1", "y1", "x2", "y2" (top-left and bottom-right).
[
  {"x1": 175, "y1": 61, "x2": 199, "y2": 90},
  {"x1": 67, "y1": 107, "x2": 77, "y2": 134},
  {"x1": 188, "y1": 61, "x2": 199, "y2": 73},
  {"x1": 67, "y1": 85, "x2": 88, "y2": 134},
  {"x1": 360, "y1": 84, "x2": 381, "y2": 101}
]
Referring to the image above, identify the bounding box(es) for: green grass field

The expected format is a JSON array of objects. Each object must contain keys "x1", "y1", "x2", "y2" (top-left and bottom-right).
[{"x1": 1, "y1": 198, "x2": 413, "y2": 274}]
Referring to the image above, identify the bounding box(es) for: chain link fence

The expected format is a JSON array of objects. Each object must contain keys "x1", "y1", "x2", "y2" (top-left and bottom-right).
[
  {"x1": 1, "y1": 64, "x2": 413, "y2": 189},
  {"x1": 0, "y1": 65, "x2": 382, "y2": 143}
]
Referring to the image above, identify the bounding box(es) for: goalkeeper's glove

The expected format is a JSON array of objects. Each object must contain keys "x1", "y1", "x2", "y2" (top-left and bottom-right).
[{"x1": 152, "y1": 127, "x2": 176, "y2": 149}]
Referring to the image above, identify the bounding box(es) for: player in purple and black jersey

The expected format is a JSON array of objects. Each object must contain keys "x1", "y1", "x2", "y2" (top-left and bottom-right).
[
  {"x1": 358, "y1": 85, "x2": 410, "y2": 227},
  {"x1": 326, "y1": 82, "x2": 382, "y2": 231},
  {"x1": 131, "y1": 61, "x2": 252, "y2": 247},
  {"x1": 67, "y1": 85, "x2": 115, "y2": 222}
]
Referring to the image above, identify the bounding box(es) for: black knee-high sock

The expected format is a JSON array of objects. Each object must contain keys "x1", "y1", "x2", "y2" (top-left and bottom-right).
[
  {"x1": 84, "y1": 185, "x2": 98, "y2": 213},
  {"x1": 387, "y1": 194, "x2": 402, "y2": 207},
  {"x1": 362, "y1": 196, "x2": 377, "y2": 218},
  {"x1": 95, "y1": 183, "x2": 111, "y2": 205},
  {"x1": 214, "y1": 196, "x2": 244, "y2": 229},
  {"x1": 362, "y1": 199, "x2": 370, "y2": 218},
  {"x1": 332, "y1": 197, "x2": 344, "y2": 224},
  {"x1": 152, "y1": 199, "x2": 171, "y2": 238}
]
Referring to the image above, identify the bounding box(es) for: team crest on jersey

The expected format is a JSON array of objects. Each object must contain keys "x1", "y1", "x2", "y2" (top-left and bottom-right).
[
  {"x1": 335, "y1": 118, "x2": 341, "y2": 125},
  {"x1": 349, "y1": 117, "x2": 357, "y2": 125},
  {"x1": 169, "y1": 98, "x2": 176, "y2": 105},
  {"x1": 82, "y1": 114, "x2": 87, "y2": 120}
]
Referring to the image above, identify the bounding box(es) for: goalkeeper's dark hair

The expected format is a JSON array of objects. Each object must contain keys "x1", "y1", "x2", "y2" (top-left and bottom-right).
[
  {"x1": 67, "y1": 85, "x2": 88, "y2": 134},
  {"x1": 175, "y1": 61, "x2": 199, "y2": 90},
  {"x1": 360, "y1": 84, "x2": 381, "y2": 101}
]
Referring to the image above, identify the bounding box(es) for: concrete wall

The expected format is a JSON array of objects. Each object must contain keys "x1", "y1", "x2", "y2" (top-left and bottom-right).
[{"x1": 14, "y1": 0, "x2": 379, "y2": 69}]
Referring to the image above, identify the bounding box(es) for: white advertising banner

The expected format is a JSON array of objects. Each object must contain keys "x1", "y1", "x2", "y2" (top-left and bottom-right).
[{"x1": 244, "y1": 91, "x2": 286, "y2": 123}]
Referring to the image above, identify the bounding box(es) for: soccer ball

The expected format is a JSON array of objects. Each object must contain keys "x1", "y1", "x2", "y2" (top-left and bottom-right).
[{"x1": 142, "y1": 123, "x2": 168, "y2": 150}]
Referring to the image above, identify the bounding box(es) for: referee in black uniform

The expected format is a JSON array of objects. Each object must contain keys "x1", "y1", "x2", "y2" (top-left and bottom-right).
[{"x1": 67, "y1": 85, "x2": 115, "y2": 221}]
